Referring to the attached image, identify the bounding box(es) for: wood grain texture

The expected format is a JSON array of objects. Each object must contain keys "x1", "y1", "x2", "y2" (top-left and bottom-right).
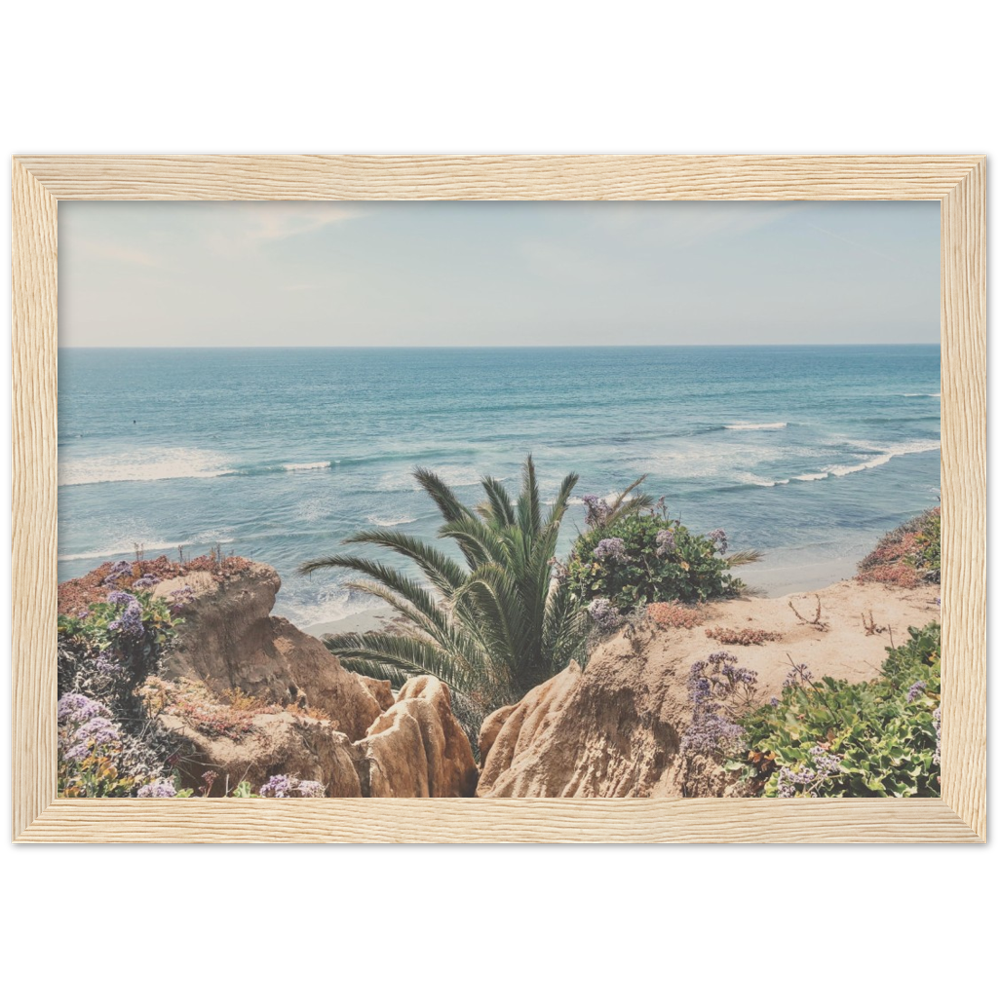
[
  {"x1": 11, "y1": 154, "x2": 986, "y2": 202},
  {"x1": 9, "y1": 154, "x2": 987, "y2": 843},
  {"x1": 11, "y1": 159, "x2": 59, "y2": 840},
  {"x1": 939, "y1": 159, "x2": 987, "y2": 841},
  {"x1": 15, "y1": 798, "x2": 982, "y2": 844}
]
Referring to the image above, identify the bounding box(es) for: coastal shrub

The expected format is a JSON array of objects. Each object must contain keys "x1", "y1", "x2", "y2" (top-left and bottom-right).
[
  {"x1": 564, "y1": 500, "x2": 745, "y2": 613},
  {"x1": 56, "y1": 560, "x2": 185, "y2": 797},
  {"x1": 646, "y1": 601, "x2": 706, "y2": 630},
  {"x1": 303, "y1": 456, "x2": 591, "y2": 710},
  {"x1": 856, "y1": 506, "x2": 941, "y2": 588},
  {"x1": 703, "y1": 626, "x2": 782, "y2": 646},
  {"x1": 732, "y1": 622, "x2": 941, "y2": 797}
]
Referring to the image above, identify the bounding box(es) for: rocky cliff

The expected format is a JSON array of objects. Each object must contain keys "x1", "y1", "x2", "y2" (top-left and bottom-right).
[{"x1": 477, "y1": 579, "x2": 940, "y2": 798}]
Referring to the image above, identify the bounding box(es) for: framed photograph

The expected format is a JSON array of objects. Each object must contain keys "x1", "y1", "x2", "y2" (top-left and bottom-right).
[{"x1": 12, "y1": 155, "x2": 985, "y2": 843}]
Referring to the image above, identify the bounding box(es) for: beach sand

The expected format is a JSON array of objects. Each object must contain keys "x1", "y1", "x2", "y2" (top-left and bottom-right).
[{"x1": 301, "y1": 558, "x2": 860, "y2": 639}]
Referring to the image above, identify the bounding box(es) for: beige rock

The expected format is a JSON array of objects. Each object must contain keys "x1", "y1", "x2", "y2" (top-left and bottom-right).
[
  {"x1": 157, "y1": 562, "x2": 381, "y2": 740},
  {"x1": 161, "y1": 709, "x2": 363, "y2": 797},
  {"x1": 477, "y1": 579, "x2": 940, "y2": 798},
  {"x1": 357, "y1": 676, "x2": 395, "y2": 712},
  {"x1": 357, "y1": 676, "x2": 479, "y2": 797}
]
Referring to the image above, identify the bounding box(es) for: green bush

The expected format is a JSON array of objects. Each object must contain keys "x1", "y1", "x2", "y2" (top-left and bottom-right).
[
  {"x1": 734, "y1": 622, "x2": 941, "y2": 798},
  {"x1": 564, "y1": 503, "x2": 742, "y2": 612}
]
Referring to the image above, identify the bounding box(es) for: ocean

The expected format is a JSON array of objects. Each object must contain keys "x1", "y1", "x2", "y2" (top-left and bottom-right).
[{"x1": 57, "y1": 344, "x2": 941, "y2": 626}]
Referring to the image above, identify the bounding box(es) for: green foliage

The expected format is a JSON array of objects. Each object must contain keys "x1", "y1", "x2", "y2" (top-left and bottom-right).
[
  {"x1": 910, "y1": 507, "x2": 941, "y2": 582},
  {"x1": 58, "y1": 745, "x2": 138, "y2": 798},
  {"x1": 58, "y1": 589, "x2": 177, "y2": 681},
  {"x1": 565, "y1": 504, "x2": 742, "y2": 612},
  {"x1": 735, "y1": 622, "x2": 941, "y2": 797},
  {"x1": 302, "y1": 456, "x2": 590, "y2": 708}
]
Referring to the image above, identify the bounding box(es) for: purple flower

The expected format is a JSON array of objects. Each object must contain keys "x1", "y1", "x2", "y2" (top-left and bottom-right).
[
  {"x1": 775, "y1": 746, "x2": 842, "y2": 797},
  {"x1": 655, "y1": 529, "x2": 676, "y2": 557},
  {"x1": 132, "y1": 574, "x2": 160, "y2": 589},
  {"x1": 106, "y1": 591, "x2": 145, "y2": 640},
  {"x1": 57, "y1": 692, "x2": 110, "y2": 726},
  {"x1": 592, "y1": 537, "x2": 627, "y2": 563},
  {"x1": 295, "y1": 780, "x2": 325, "y2": 798},
  {"x1": 783, "y1": 662, "x2": 813, "y2": 688},
  {"x1": 769, "y1": 697, "x2": 780, "y2": 707},
  {"x1": 259, "y1": 774, "x2": 325, "y2": 798},
  {"x1": 103, "y1": 560, "x2": 132, "y2": 584},
  {"x1": 259, "y1": 774, "x2": 293, "y2": 798},
  {"x1": 581, "y1": 495, "x2": 612, "y2": 528},
  {"x1": 681, "y1": 652, "x2": 757, "y2": 761},
  {"x1": 588, "y1": 598, "x2": 623, "y2": 631},
  {"x1": 707, "y1": 529, "x2": 728, "y2": 556},
  {"x1": 94, "y1": 651, "x2": 124, "y2": 675},
  {"x1": 169, "y1": 585, "x2": 196, "y2": 612},
  {"x1": 907, "y1": 680, "x2": 927, "y2": 703},
  {"x1": 137, "y1": 779, "x2": 177, "y2": 798}
]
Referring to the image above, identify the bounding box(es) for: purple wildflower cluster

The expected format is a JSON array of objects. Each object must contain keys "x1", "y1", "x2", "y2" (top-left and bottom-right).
[
  {"x1": 775, "y1": 745, "x2": 842, "y2": 798},
  {"x1": 783, "y1": 661, "x2": 814, "y2": 688},
  {"x1": 258, "y1": 774, "x2": 326, "y2": 798},
  {"x1": 57, "y1": 693, "x2": 120, "y2": 762},
  {"x1": 680, "y1": 651, "x2": 758, "y2": 761},
  {"x1": 932, "y1": 707, "x2": 941, "y2": 766},
  {"x1": 588, "y1": 598, "x2": 624, "y2": 632},
  {"x1": 103, "y1": 560, "x2": 133, "y2": 584},
  {"x1": 592, "y1": 537, "x2": 627, "y2": 563},
  {"x1": 132, "y1": 574, "x2": 160, "y2": 589},
  {"x1": 94, "y1": 650, "x2": 124, "y2": 676},
  {"x1": 581, "y1": 495, "x2": 612, "y2": 528},
  {"x1": 707, "y1": 529, "x2": 728, "y2": 556},
  {"x1": 655, "y1": 529, "x2": 676, "y2": 557},
  {"x1": 169, "y1": 584, "x2": 196, "y2": 612},
  {"x1": 106, "y1": 591, "x2": 145, "y2": 641},
  {"x1": 907, "y1": 680, "x2": 928, "y2": 703},
  {"x1": 58, "y1": 692, "x2": 110, "y2": 726},
  {"x1": 137, "y1": 779, "x2": 177, "y2": 798}
]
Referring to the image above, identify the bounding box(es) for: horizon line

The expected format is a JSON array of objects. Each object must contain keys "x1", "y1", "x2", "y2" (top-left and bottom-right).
[{"x1": 58, "y1": 341, "x2": 940, "y2": 351}]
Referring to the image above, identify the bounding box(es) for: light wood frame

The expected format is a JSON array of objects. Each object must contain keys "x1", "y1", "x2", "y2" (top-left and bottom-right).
[{"x1": 12, "y1": 155, "x2": 986, "y2": 843}]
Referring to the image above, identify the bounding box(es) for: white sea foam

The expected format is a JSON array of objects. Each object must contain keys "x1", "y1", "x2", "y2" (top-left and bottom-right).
[
  {"x1": 59, "y1": 448, "x2": 234, "y2": 487},
  {"x1": 58, "y1": 540, "x2": 190, "y2": 563},
  {"x1": 283, "y1": 461, "x2": 332, "y2": 472},
  {"x1": 725, "y1": 422, "x2": 788, "y2": 431},
  {"x1": 902, "y1": 393, "x2": 941, "y2": 398},
  {"x1": 366, "y1": 514, "x2": 418, "y2": 527}
]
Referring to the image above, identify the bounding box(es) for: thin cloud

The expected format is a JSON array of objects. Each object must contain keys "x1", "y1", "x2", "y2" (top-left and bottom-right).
[
  {"x1": 74, "y1": 238, "x2": 161, "y2": 268},
  {"x1": 205, "y1": 203, "x2": 366, "y2": 256},
  {"x1": 806, "y1": 222, "x2": 898, "y2": 262}
]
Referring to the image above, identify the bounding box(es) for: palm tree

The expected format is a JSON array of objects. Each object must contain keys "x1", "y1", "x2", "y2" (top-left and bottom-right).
[{"x1": 299, "y1": 456, "x2": 589, "y2": 708}]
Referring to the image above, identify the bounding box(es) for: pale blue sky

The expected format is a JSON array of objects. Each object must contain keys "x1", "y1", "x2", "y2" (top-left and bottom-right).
[{"x1": 59, "y1": 200, "x2": 940, "y2": 347}]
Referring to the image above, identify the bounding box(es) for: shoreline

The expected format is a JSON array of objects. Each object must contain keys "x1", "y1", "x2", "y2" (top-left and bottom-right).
[{"x1": 300, "y1": 554, "x2": 860, "y2": 639}]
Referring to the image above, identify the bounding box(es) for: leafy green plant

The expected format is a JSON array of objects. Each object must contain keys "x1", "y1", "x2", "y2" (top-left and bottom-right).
[
  {"x1": 301, "y1": 456, "x2": 590, "y2": 708},
  {"x1": 564, "y1": 500, "x2": 748, "y2": 612},
  {"x1": 734, "y1": 622, "x2": 941, "y2": 798}
]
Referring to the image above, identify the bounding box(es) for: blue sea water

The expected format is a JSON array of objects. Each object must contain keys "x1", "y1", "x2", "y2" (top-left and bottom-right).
[{"x1": 57, "y1": 345, "x2": 941, "y2": 626}]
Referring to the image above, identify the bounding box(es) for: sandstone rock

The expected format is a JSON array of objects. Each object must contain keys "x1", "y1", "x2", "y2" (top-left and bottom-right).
[
  {"x1": 161, "y1": 709, "x2": 363, "y2": 797},
  {"x1": 158, "y1": 672, "x2": 477, "y2": 798},
  {"x1": 477, "y1": 579, "x2": 941, "y2": 798},
  {"x1": 357, "y1": 676, "x2": 395, "y2": 712},
  {"x1": 356, "y1": 676, "x2": 478, "y2": 797},
  {"x1": 156, "y1": 562, "x2": 381, "y2": 740}
]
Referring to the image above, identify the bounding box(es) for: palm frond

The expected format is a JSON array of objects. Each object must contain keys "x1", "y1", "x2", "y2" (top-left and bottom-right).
[{"x1": 726, "y1": 549, "x2": 763, "y2": 567}]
